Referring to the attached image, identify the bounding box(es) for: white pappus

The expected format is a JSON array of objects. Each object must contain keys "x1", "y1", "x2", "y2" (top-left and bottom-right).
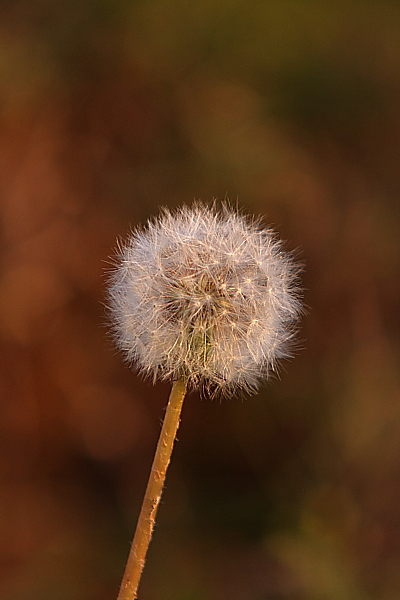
[{"x1": 108, "y1": 203, "x2": 302, "y2": 396}]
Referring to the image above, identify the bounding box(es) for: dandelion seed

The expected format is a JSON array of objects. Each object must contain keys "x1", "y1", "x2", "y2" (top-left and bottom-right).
[{"x1": 108, "y1": 202, "x2": 302, "y2": 396}]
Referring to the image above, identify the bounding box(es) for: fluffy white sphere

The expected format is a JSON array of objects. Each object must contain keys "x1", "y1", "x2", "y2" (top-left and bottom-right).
[{"x1": 108, "y1": 204, "x2": 302, "y2": 395}]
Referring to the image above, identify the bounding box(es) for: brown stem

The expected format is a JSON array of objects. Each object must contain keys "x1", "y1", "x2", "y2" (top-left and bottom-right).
[{"x1": 117, "y1": 376, "x2": 188, "y2": 600}]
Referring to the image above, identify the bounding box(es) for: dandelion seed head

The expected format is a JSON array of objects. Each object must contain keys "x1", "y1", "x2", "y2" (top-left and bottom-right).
[{"x1": 108, "y1": 203, "x2": 302, "y2": 396}]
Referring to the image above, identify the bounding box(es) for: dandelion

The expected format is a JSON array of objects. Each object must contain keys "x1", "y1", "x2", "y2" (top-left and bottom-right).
[
  {"x1": 109, "y1": 203, "x2": 301, "y2": 396},
  {"x1": 108, "y1": 203, "x2": 302, "y2": 599}
]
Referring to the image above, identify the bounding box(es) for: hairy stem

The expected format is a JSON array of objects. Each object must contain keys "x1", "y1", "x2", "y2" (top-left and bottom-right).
[{"x1": 117, "y1": 376, "x2": 188, "y2": 600}]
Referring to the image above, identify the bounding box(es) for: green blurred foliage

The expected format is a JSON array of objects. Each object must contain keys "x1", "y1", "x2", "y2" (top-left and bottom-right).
[{"x1": 0, "y1": 1, "x2": 400, "y2": 599}]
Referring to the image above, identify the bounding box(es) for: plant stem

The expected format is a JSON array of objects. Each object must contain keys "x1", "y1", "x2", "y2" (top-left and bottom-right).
[{"x1": 117, "y1": 376, "x2": 188, "y2": 600}]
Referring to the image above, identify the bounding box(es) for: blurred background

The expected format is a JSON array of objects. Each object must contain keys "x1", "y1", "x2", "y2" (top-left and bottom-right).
[{"x1": 0, "y1": 1, "x2": 400, "y2": 598}]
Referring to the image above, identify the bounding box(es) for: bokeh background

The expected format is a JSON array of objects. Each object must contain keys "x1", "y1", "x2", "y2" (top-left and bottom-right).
[{"x1": 1, "y1": 1, "x2": 400, "y2": 599}]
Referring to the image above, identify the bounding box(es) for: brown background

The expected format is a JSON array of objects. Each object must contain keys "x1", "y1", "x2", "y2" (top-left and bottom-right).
[{"x1": 0, "y1": 1, "x2": 400, "y2": 599}]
